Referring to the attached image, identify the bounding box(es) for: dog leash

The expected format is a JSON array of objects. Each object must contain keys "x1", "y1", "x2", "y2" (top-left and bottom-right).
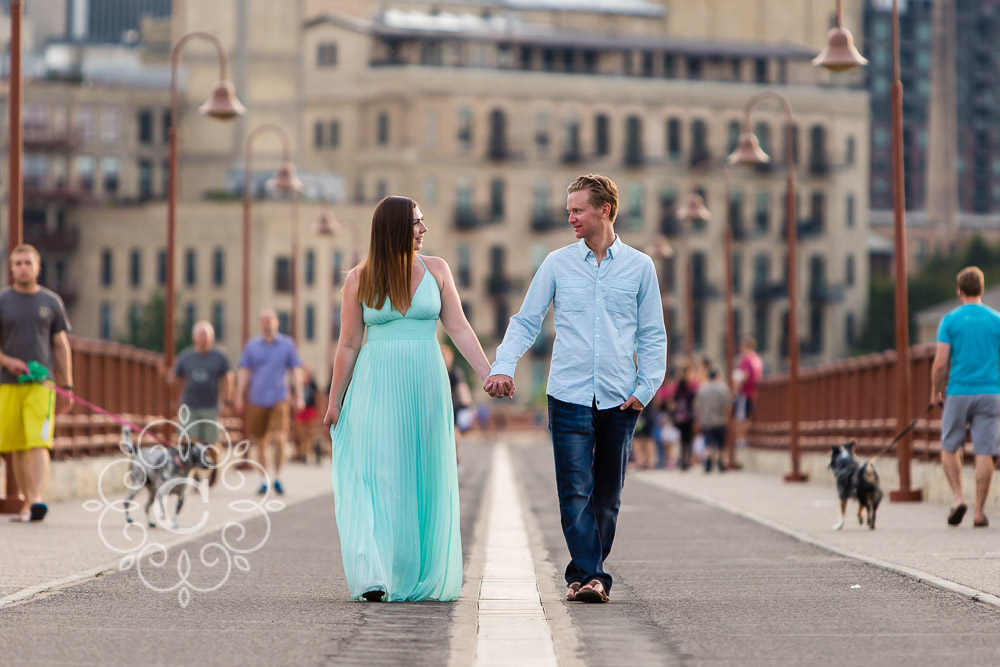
[
  {"x1": 867, "y1": 402, "x2": 935, "y2": 464},
  {"x1": 18, "y1": 361, "x2": 172, "y2": 447}
]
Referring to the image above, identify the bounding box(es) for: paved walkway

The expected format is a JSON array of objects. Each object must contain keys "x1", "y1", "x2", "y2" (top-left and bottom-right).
[{"x1": 635, "y1": 465, "x2": 1000, "y2": 606}]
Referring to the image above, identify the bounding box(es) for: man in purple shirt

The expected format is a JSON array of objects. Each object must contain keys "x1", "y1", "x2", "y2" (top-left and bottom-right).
[{"x1": 235, "y1": 309, "x2": 304, "y2": 495}]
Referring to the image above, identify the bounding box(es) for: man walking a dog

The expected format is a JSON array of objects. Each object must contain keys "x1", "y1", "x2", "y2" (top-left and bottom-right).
[
  {"x1": 235, "y1": 309, "x2": 304, "y2": 496},
  {"x1": 931, "y1": 266, "x2": 1000, "y2": 528},
  {"x1": 485, "y1": 174, "x2": 667, "y2": 603},
  {"x1": 0, "y1": 244, "x2": 74, "y2": 523}
]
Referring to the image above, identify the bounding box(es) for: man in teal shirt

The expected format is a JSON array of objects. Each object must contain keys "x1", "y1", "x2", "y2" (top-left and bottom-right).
[{"x1": 932, "y1": 266, "x2": 1000, "y2": 528}]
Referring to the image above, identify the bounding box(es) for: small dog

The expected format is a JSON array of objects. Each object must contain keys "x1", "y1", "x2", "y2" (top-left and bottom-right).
[
  {"x1": 122, "y1": 426, "x2": 218, "y2": 528},
  {"x1": 829, "y1": 442, "x2": 883, "y2": 531}
]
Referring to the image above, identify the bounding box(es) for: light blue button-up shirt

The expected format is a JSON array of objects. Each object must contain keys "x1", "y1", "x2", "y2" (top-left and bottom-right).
[{"x1": 491, "y1": 236, "x2": 667, "y2": 408}]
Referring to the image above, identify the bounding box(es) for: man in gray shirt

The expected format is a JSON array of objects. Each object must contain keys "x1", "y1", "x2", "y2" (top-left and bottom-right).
[
  {"x1": 695, "y1": 367, "x2": 732, "y2": 473},
  {"x1": 0, "y1": 244, "x2": 74, "y2": 523},
  {"x1": 169, "y1": 321, "x2": 234, "y2": 447}
]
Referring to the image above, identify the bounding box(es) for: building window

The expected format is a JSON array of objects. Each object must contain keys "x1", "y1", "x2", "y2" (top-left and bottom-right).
[
  {"x1": 667, "y1": 118, "x2": 681, "y2": 160},
  {"x1": 755, "y1": 57, "x2": 768, "y2": 83},
  {"x1": 727, "y1": 120, "x2": 741, "y2": 153},
  {"x1": 101, "y1": 249, "x2": 113, "y2": 286},
  {"x1": 687, "y1": 56, "x2": 702, "y2": 79},
  {"x1": 490, "y1": 178, "x2": 505, "y2": 220},
  {"x1": 755, "y1": 191, "x2": 770, "y2": 233},
  {"x1": 305, "y1": 250, "x2": 316, "y2": 286},
  {"x1": 212, "y1": 248, "x2": 225, "y2": 286},
  {"x1": 624, "y1": 116, "x2": 643, "y2": 166},
  {"x1": 76, "y1": 155, "x2": 95, "y2": 192},
  {"x1": 845, "y1": 312, "x2": 856, "y2": 346},
  {"x1": 457, "y1": 244, "x2": 471, "y2": 288},
  {"x1": 317, "y1": 42, "x2": 338, "y2": 67},
  {"x1": 376, "y1": 179, "x2": 388, "y2": 200},
  {"x1": 184, "y1": 249, "x2": 197, "y2": 286},
  {"x1": 212, "y1": 303, "x2": 225, "y2": 341},
  {"x1": 732, "y1": 251, "x2": 742, "y2": 294},
  {"x1": 846, "y1": 193, "x2": 856, "y2": 227},
  {"x1": 595, "y1": 114, "x2": 610, "y2": 156},
  {"x1": 101, "y1": 106, "x2": 121, "y2": 144},
  {"x1": 488, "y1": 108, "x2": 508, "y2": 159},
  {"x1": 535, "y1": 111, "x2": 549, "y2": 155},
  {"x1": 138, "y1": 109, "x2": 153, "y2": 144},
  {"x1": 100, "y1": 303, "x2": 112, "y2": 340},
  {"x1": 330, "y1": 120, "x2": 340, "y2": 148},
  {"x1": 423, "y1": 175, "x2": 437, "y2": 205},
  {"x1": 754, "y1": 305, "x2": 769, "y2": 352},
  {"x1": 846, "y1": 255, "x2": 855, "y2": 286},
  {"x1": 102, "y1": 157, "x2": 120, "y2": 195},
  {"x1": 331, "y1": 302, "x2": 342, "y2": 340},
  {"x1": 457, "y1": 106, "x2": 473, "y2": 152},
  {"x1": 184, "y1": 303, "x2": 196, "y2": 335},
  {"x1": 663, "y1": 53, "x2": 676, "y2": 78},
  {"x1": 376, "y1": 111, "x2": 389, "y2": 146},
  {"x1": 313, "y1": 121, "x2": 323, "y2": 148},
  {"x1": 754, "y1": 122, "x2": 771, "y2": 155},
  {"x1": 275, "y1": 257, "x2": 291, "y2": 292},
  {"x1": 139, "y1": 159, "x2": 153, "y2": 199},
  {"x1": 626, "y1": 183, "x2": 644, "y2": 231},
  {"x1": 162, "y1": 110, "x2": 171, "y2": 144},
  {"x1": 277, "y1": 311, "x2": 290, "y2": 335},
  {"x1": 305, "y1": 304, "x2": 315, "y2": 341},
  {"x1": 75, "y1": 105, "x2": 97, "y2": 143},
  {"x1": 691, "y1": 119, "x2": 709, "y2": 164},
  {"x1": 332, "y1": 251, "x2": 344, "y2": 287},
  {"x1": 845, "y1": 135, "x2": 855, "y2": 165},
  {"x1": 157, "y1": 249, "x2": 166, "y2": 286},
  {"x1": 810, "y1": 192, "x2": 825, "y2": 231},
  {"x1": 129, "y1": 248, "x2": 141, "y2": 287}
]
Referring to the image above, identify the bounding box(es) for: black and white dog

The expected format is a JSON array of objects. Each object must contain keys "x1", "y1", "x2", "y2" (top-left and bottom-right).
[
  {"x1": 122, "y1": 426, "x2": 218, "y2": 528},
  {"x1": 829, "y1": 442, "x2": 883, "y2": 531}
]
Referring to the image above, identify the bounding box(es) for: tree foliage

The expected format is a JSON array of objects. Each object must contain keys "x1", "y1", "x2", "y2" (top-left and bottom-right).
[
  {"x1": 855, "y1": 235, "x2": 1000, "y2": 354},
  {"x1": 118, "y1": 291, "x2": 193, "y2": 356}
]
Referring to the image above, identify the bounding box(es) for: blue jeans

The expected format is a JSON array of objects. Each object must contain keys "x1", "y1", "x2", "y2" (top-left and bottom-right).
[{"x1": 548, "y1": 395, "x2": 640, "y2": 594}]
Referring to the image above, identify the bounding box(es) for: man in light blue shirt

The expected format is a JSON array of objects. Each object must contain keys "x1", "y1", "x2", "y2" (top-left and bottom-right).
[
  {"x1": 931, "y1": 266, "x2": 1000, "y2": 528},
  {"x1": 485, "y1": 174, "x2": 667, "y2": 603}
]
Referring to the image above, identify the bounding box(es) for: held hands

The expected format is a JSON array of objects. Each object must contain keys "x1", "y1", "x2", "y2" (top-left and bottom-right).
[
  {"x1": 483, "y1": 374, "x2": 515, "y2": 399},
  {"x1": 930, "y1": 390, "x2": 944, "y2": 408},
  {"x1": 0, "y1": 355, "x2": 29, "y2": 377}
]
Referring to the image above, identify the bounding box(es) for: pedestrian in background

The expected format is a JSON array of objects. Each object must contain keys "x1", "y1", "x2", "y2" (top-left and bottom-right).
[
  {"x1": 669, "y1": 363, "x2": 697, "y2": 471},
  {"x1": 931, "y1": 266, "x2": 1000, "y2": 528},
  {"x1": 0, "y1": 244, "x2": 74, "y2": 523},
  {"x1": 169, "y1": 321, "x2": 233, "y2": 450},
  {"x1": 441, "y1": 345, "x2": 474, "y2": 465},
  {"x1": 292, "y1": 364, "x2": 323, "y2": 464},
  {"x1": 235, "y1": 308, "x2": 304, "y2": 496},
  {"x1": 734, "y1": 336, "x2": 763, "y2": 451},
  {"x1": 695, "y1": 367, "x2": 731, "y2": 473}
]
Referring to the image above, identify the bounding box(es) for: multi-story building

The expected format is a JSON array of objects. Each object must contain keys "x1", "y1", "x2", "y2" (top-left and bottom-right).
[{"x1": 2, "y1": 0, "x2": 872, "y2": 401}]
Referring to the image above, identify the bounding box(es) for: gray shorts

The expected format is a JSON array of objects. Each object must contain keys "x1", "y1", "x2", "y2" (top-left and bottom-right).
[
  {"x1": 183, "y1": 407, "x2": 221, "y2": 444},
  {"x1": 941, "y1": 394, "x2": 1000, "y2": 456}
]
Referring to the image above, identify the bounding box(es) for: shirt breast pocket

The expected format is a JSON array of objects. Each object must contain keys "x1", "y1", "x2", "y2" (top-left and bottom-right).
[
  {"x1": 603, "y1": 279, "x2": 639, "y2": 317},
  {"x1": 556, "y1": 280, "x2": 587, "y2": 313}
]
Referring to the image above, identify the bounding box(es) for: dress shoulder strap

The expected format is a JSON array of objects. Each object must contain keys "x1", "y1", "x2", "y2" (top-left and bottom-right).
[{"x1": 416, "y1": 254, "x2": 428, "y2": 270}]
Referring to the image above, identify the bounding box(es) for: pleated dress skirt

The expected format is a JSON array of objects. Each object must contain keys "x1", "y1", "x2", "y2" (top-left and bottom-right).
[{"x1": 330, "y1": 280, "x2": 462, "y2": 602}]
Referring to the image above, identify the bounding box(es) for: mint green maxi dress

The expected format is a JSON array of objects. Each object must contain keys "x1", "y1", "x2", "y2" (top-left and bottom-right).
[{"x1": 330, "y1": 257, "x2": 462, "y2": 601}]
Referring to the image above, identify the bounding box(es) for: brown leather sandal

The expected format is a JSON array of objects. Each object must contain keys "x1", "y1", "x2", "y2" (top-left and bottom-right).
[
  {"x1": 574, "y1": 579, "x2": 609, "y2": 603},
  {"x1": 566, "y1": 582, "x2": 582, "y2": 600}
]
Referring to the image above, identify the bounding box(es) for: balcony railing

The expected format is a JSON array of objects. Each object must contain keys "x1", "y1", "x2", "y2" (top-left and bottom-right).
[
  {"x1": 24, "y1": 225, "x2": 81, "y2": 253},
  {"x1": 454, "y1": 206, "x2": 501, "y2": 230},
  {"x1": 531, "y1": 208, "x2": 566, "y2": 233},
  {"x1": 692, "y1": 281, "x2": 721, "y2": 300},
  {"x1": 809, "y1": 282, "x2": 845, "y2": 304},
  {"x1": 752, "y1": 281, "x2": 786, "y2": 301}
]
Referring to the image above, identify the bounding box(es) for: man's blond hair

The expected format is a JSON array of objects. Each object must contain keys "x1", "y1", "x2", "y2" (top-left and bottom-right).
[
  {"x1": 567, "y1": 174, "x2": 618, "y2": 223},
  {"x1": 957, "y1": 266, "x2": 985, "y2": 297},
  {"x1": 9, "y1": 243, "x2": 40, "y2": 263}
]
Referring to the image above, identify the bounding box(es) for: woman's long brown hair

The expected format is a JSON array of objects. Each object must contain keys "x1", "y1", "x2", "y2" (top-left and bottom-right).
[{"x1": 358, "y1": 196, "x2": 417, "y2": 312}]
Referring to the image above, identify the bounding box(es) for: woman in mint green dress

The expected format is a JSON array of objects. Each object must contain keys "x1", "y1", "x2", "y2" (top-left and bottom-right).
[{"x1": 324, "y1": 196, "x2": 493, "y2": 602}]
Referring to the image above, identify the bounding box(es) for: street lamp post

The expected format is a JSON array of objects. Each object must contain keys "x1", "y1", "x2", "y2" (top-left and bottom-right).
[
  {"x1": 165, "y1": 32, "x2": 245, "y2": 370},
  {"x1": 729, "y1": 91, "x2": 807, "y2": 483},
  {"x1": 1, "y1": 0, "x2": 25, "y2": 514},
  {"x1": 241, "y1": 124, "x2": 303, "y2": 347},
  {"x1": 680, "y1": 161, "x2": 739, "y2": 469},
  {"x1": 815, "y1": 0, "x2": 921, "y2": 501}
]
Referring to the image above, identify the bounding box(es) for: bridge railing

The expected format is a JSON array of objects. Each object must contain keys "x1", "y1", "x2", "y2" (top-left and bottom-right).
[{"x1": 749, "y1": 343, "x2": 949, "y2": 461}]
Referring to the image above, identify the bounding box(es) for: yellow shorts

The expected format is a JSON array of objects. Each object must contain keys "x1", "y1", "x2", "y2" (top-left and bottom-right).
[{"x1": 0, "y1": 383, "x2": 56, "y2": 452}]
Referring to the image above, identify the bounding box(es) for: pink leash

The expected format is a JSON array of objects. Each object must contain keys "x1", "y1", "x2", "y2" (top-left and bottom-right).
[{"x1": 46, "y1": 381, "x2": 173, "y2": 448}]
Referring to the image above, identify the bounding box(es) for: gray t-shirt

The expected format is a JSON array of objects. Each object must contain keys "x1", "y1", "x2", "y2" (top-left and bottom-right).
[
  {"x1": 695, "y1": 380, "x2": 732, "y2": 429},
  {"x1": 0, "y1": 287, "x2": 70, "y2": 384},
  {"x1": 173, "y1": 347, "x2": 231, "y2": 409}
]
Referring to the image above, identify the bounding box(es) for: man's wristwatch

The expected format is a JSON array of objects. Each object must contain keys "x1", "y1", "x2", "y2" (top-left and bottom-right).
[{"x1": 61, "y1": 385, "x2": 74, "y2": 391}]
